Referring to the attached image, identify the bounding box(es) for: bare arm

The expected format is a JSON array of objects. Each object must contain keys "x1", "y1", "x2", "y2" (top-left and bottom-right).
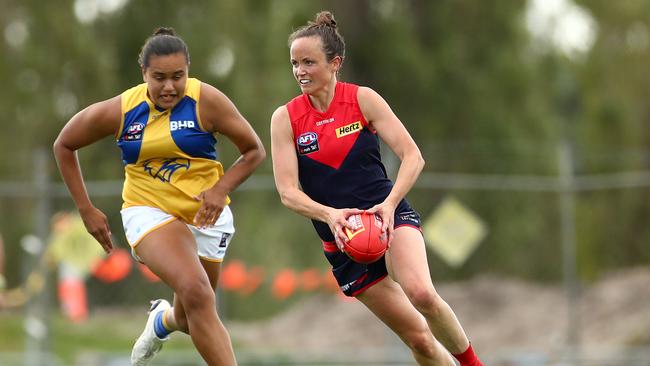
[
  {"x1": 53, "y1": 96, "x2": 121, "y2": 252},
  {"x1": 357, "y1": 86, "x2": 425, "y2": 237},
  {"x1": 194, "y1": 82, "x2": 266, "y2": 227},
  {"x1": 270, "y1": 106, "x2": 360, "y2": 246}
]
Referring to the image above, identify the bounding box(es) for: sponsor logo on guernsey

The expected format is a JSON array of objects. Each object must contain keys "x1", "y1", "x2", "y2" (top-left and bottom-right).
[
  {"x1": 125, "y1": 122, "x2": 145, "y2": 141},
  {"x1": 335, "y1": 121, "x2": 361, "y2": 138},
  {"x1": 315, "y1": 117, "x2": 335, "y2": 126},
  {"x1": 296, "y1": 132, "x2": 319, "y2": 155},
  {"x1": 170, "y1": 120, "x2": 196, "y2": 131}
]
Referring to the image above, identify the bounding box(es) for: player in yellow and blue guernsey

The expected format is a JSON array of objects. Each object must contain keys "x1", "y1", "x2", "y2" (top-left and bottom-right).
[
  {"x1": 271, "y1": 12, "x2": 482, "y2": 366},
  {"x1": 54, "y1": 27, "x2": 265, "y2": 366}
]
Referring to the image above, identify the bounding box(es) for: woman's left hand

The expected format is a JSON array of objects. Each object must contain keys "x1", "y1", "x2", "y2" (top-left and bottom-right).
[
  {"x1": 365, "y1": 201, "x2": 396, "y2": 247},
  {"x1": 193, "y1": 186, "x2": 228, "y2": 228}
]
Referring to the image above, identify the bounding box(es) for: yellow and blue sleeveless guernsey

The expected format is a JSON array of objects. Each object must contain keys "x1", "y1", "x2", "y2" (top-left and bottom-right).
[{"x1": 116, "y1": 78, "x2": 228, "y2": 224}]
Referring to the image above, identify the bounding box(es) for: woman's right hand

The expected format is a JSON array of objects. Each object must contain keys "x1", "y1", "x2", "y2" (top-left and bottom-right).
[
  {"x1": 53, "y1": 96, "x2": 121, "y2": 255},
  {"x1": 326, "y1": 207, "x2": 364, "y2": 251},
  {"x1": 79, "y1": 206, "x2": 114, "y2": 253}
]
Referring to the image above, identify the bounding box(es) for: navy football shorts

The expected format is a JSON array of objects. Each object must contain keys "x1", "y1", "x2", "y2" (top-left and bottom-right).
[{"x1": 322, "y1": 204, "x2": 422, "y2": 297}]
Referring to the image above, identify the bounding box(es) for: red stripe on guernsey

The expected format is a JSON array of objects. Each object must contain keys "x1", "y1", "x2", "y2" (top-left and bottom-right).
[
  {"x1": 351, "y1": 273, "x2": 388, "y2": 297},
  {"x1": 286, "y1": 82, "x2": 371, "y2": 170},
  {"x1": 322, "y1": 241, "x2": 339, "y2": 252}
]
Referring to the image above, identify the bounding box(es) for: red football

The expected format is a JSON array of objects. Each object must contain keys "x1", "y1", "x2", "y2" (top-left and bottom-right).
[{"x1": 343, "y1": 212, "x2": 388, "y2": 264}]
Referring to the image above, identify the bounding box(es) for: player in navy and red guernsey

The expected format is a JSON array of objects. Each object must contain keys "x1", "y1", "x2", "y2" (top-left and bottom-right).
[{"x1": 271, "y1": 11, "x2": 483, "y2": 366}]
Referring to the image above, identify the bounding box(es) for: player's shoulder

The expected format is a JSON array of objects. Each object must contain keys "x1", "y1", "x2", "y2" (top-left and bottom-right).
[
  {"x1": 271, "y1": 105, "x2": 289, "y2": 124},
  {"x1": 270, "y1": 105, "x2": 293, "y2": 139},
  {"x1": 120, "y1": 83, "x2": 147, "y2": 111},
  {"x1": 122, "y1": 82, "x2": 147, "y2": 96},
  {"x1": 197, "y1": 79, "x2": 224, "y2": 101},
  {"x1": 196, "y1": 79, "x2": 234, "y2": 117},
  {"x1": 284, "y1": 94, "x2": 311, "y2": 120},
  {"x1": 355, "y1": 85, "x2": 380, "y2": 101},
  {"x1": 89, "y1": 94, "x2": 122, "y2": 117},
  {"x1": 336, "y1": 82, "x2": 380, "y2": 108},
  {"x1": 286, "y1": 93, "x2": 305, "y2": 107},
  {"x1": 355, "y1": 85, "x2": 386, "y2": 114},
  {"x1": 183, "y1": 77, "x2": 202, "y2": 99},
  {"x1": 78, "y1": 94, "x2": 122, "y2": 135}
]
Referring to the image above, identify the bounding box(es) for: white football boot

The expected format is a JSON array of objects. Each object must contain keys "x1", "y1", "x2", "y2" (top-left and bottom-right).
[{"x1": 131, "y1": 299, "x2": 171, "y2": 366}]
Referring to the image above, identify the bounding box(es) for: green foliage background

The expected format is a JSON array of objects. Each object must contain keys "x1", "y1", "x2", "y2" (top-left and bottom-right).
[{"x1": 2, "y1": 0, "x2": 650, "y2": 318}]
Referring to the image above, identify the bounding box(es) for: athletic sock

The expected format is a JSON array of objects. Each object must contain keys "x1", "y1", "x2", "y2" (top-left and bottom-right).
[
  {"x1": 453, "y1": 343, "x2": 483, "y2": 366},
  {"x1": 153, "y1": 309, "x2": 173, "y2": 339}
]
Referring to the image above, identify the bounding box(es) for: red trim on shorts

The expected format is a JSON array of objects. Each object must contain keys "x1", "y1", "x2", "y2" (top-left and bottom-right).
[
  {"x1": 355, "y1": 273, "x2": 369, "y2": 285},
  {"x1": 351, "y1": 273, "x2": 388, "y2": 297},
  {"x1": 322, "y1": 240, "x2": 339, "y2": 252}
]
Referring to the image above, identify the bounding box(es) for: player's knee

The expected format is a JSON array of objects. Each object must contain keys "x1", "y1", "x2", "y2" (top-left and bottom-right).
[
  {"x1": 404, "y1": 329, "x2": 437, "y2": 358},
  {"x1": 405, "y1": 330, "x2": 451, "y2": 363},
  {"x1": 177, "y1": 280, "x2": 215, "y2": 312},
  {"x1": 406, "y1": 287, "x2": 443, "y2": 317}
]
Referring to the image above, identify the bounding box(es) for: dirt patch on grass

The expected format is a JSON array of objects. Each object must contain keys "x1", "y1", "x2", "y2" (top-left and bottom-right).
[{"x1": 228, "y1": 266, "x2": 650, "y2": 361}]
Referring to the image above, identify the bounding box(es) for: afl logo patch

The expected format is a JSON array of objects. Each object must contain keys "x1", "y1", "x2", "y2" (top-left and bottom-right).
[
  {"x1": 125, "y1": 122, "x2": 145, "y2": 141},
  {"x1": 296, "y1": 132, "x2": 319, "y2": 155}
]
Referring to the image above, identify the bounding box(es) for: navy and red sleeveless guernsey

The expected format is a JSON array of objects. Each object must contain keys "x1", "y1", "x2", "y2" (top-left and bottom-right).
[
  {"x1": 287, "y1": 82, "x2": 397, "y2": 242},
  {"x1": 286, "y1": 82, "x2": 422, "y2": 297},
  {"x1": 287, "y1": 82, "x2": 420, "y2": 296}
]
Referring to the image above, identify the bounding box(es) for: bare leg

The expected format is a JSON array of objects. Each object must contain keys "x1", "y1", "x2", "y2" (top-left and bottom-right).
[
  {"x1": 385, "y1": 227, "x2": 470, "y2": 354},
  {"x1": 171, "y1": 258, "x2": 222, "y2": 333},
  {"x1": 136, "y1": 220, "x2": 236, "y2": 366},
  {"x1": 357, "y1": 277, "x2": 455, "y2": 365}
]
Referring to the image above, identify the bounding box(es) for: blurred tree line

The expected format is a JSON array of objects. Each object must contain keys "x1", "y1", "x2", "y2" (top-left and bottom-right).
[{"x1": 2, "y1": 0, "x2": 650, "y2": 315}]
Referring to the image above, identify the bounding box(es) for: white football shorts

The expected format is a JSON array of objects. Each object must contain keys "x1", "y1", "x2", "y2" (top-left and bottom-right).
[{"x1": 121, "y1": 205, "x2": 235, "y2": 262}]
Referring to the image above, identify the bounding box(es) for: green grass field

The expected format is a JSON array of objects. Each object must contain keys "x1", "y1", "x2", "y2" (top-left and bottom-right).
[
  {"x1": 0, "y1": 309, "x2": 198, "y2": 365},
  {"x1": 0, "y1": 310, "x2": 307, "y2": 365}
]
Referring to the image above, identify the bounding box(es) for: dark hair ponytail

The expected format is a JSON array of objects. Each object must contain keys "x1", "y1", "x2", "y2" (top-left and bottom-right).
[
  {"x1": 288, "y1": 11, "x2": 345, "y2": 63},
  {"x1": 138, "y1": 27, "x2": 190, "y2": 68}
]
